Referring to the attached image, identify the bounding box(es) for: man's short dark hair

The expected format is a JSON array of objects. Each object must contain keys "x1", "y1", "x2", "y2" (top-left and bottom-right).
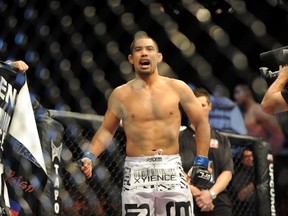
[
  {"x1": 129, "y1": 35, "x2": 159, "y2": 53},
  {"x1": 241, "y1": 147, "x2": 253, "y2": 159},
  {"x1": 193, "y1": 88, "x2": 211, "y2": 104}
]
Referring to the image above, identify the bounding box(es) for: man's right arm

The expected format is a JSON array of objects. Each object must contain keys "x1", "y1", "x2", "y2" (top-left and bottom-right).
[
  {"x1": 261, "y1": 66, "x2": 288, "y2": 114},
  {"x1": 81, "y1": 91, "x2": 121, "y2": 179}
]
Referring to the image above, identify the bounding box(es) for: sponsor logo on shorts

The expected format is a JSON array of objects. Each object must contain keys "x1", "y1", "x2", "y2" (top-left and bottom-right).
[
  {"x1": 124, "y1": 201, "x2": 192, "y2": 215},
  {"x1": 146, "y1": 157, "x2": 162, "y2": 162}
]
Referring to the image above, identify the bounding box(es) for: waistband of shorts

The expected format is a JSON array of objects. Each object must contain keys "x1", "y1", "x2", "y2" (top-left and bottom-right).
[{"x1": 125, "y1": 154, "x2": 181, "y2": 163}]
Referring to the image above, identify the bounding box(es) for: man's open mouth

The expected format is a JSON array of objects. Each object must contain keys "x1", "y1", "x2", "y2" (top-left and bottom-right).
[{"x1": 140, "y1": 60, "x2": 150, "y2": 67}]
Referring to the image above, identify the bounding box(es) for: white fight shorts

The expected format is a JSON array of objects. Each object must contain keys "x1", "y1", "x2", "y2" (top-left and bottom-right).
[{"x1": 122, "y1": 154, "x2": 194, "y2": 216}]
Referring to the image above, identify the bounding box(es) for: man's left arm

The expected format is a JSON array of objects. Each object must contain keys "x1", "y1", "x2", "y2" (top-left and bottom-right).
[
  {"x1": 178, "y1": 81, "x2": 212, "y2": 189},
  {"x1": 178, "y1": 82, "x2": 210, "y2": 157}
]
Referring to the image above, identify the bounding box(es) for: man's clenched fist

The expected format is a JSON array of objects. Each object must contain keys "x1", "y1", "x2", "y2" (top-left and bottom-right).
[{"x1": 188, "y1": 156, "x2": 212, "y2": 189}]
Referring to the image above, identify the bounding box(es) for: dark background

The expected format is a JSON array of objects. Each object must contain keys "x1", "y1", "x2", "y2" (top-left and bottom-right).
[
  {"x1": 1, "y1": 0, "x2": 288, "y2": 114},
  {"x1": 1, "y1": 0, "x2": 288, "y2": 215}
]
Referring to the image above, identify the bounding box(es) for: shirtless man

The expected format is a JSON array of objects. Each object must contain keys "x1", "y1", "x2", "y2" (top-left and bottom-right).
[
  {"x1": 234, "y1": 84, "x2": 285, "y2": 154},
  {"x1": 80, "y1": 35, "x2": 211, "y2": 215}
]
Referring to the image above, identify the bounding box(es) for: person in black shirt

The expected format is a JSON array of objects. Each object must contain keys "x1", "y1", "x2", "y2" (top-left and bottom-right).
[{"x1": 179, "y1": 87, "x2": 234, "y2": 216}]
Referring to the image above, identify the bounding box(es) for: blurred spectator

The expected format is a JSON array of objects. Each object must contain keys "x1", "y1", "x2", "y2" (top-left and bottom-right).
[
  {"x1": 179, "y1": 88, "x2": 234, "y2": 216},
  {"x1": 233, "y1": 83, "x2": 285, "y2": 154},
  {"x1": 209, "y1": 85, "x2": 247, "y2": 135},
  {"x1": 230, "y1": 147, "x2": 255, "y2": 216}
]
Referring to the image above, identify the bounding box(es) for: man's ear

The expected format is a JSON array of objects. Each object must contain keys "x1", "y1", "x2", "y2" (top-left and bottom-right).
[
  {"x1": 128, "y1": 54, "x2": 133, "y2": 64},
  {"x1": 157, "y1": 53, "x2": 163, "y2": 62},
  {"x1": 208, "y1": 102, "x2": 212, "y2": 112}
]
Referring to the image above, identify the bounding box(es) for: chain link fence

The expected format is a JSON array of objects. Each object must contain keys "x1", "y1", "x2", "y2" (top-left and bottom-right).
[
  {"x1": 60, "y1": 127, "x2": 125, "y2": 216},
  {"x1": 0, "y1": 87, "x2": 273, "y2": 216},
  {"x1": 51, "y1": 111, "x2": 275, "y2": 216},
  {"x1": 228, "y1": 140, "x2": 256, "y2": 216}
]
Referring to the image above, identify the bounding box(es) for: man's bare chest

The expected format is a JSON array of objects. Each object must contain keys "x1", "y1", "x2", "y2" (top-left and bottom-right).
[{"x1": 122, "y1": 95, "x2": 179, "y2": 121}]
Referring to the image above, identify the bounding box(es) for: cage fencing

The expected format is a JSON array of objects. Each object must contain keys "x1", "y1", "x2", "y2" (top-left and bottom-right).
[
  {"x1": 1, "y1": 107, "x2": 276, "y2": 216},
  {"x1": 45, "y1": 110, "x2": 275, "y2": 216},
  {"x1": 223, "y1": 132, "x2": 275, "y2": 216},
  {"x1": 0, "y1": 60, "x2": 275, "y2": 216}
]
